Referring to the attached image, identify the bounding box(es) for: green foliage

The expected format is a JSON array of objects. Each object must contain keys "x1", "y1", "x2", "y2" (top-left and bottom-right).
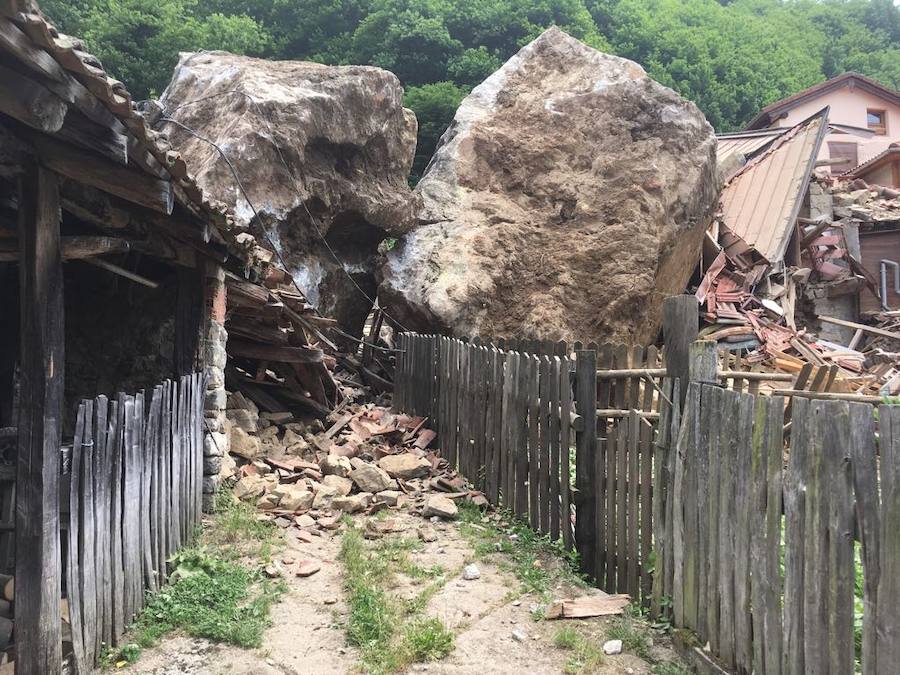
[
  {"x1": 101, "y1": 547, "x2": 285, "y2": 666},
  {"x1": 43, "y1": 0, "x2": 900, "y2": 164},
  {"x1": 404, "y1": 617, "x2": 455, "y2": 661},
  {"x1": 552, "y1": 626, "x2": 605, "y2": 674},
  {"x1": 404, "y1": 82, "x2": 470, "y2": 180},
  {"x1": 338, "y1": 524, "x2": 456, "y2": 674}
]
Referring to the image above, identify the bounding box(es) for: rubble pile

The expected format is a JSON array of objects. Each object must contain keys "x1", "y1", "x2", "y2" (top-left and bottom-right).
[
  {"x1": 696, "y1": 171, "x2": 900, "y2": 397},
  {"x1": 218, "y1": 391, "x2": 487, "y2": 548}
]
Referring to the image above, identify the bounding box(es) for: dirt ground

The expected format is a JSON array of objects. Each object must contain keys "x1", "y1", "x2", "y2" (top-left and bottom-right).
[{"x1": 118, "y1": 507, "x2": 684, "y2": 675}]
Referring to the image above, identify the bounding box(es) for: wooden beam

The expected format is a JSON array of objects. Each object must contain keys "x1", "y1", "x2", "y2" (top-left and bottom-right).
[
  {"x1": 817, "y1": 315, "x2": 900, "y2": 342},
  {"x1": 771, "y1": 389, "x2": 882, "y2": 404},
  {"x1": 0, "y1": 62, "x2": 67, "y2": 132},
  {"x1": 0, "y1": 235, "x2": 130, "y2": 261},
  {"x1": 0, "y1": 17, "x2": 67, "y2": 83},
  {"x1": 82, "y1": 257, "x2": 160, "y2": 288},
  {"x1": 227, "y1": 338, "x2": 324, "y2": 364},
  {"x1": 32, "y1": 133, "x2": 173, "y2": 214},
  {"x1": 55, "y1": 108, "x2": 128, "y2": 165},
  {"x1": 15, "y1": 163, "x2": 63, "y2": 673}
]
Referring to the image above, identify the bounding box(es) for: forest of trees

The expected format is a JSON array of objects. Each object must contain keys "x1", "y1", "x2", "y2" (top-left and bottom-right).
[{"x1": 42, "y1": 0, "x2": 900, "y2": 177}]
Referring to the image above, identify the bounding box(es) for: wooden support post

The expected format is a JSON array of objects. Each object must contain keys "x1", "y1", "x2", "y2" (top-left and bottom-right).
[
  {"x1": 688, "y1": 340, "x2": 719, "y2": 387},
  {"x1": 574, "y1": 349, "x2": 597, "y2": 580},
  {"x1": 174, "y1": 265, "x2": 204, "y2": 376},
  {"x1": 663, "y1": 295, "x2": 699, "y2": 406},
  {"x1": 15, "y1": 164, "x2": 63, "y2": 673}
]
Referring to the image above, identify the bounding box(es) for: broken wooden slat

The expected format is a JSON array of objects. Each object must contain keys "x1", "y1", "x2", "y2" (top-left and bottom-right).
[{"x1": 545, "y1": 594, "x2": 631, "y2": 619}]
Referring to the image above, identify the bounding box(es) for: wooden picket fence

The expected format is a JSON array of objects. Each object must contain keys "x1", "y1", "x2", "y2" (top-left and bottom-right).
[
  {"x1": 64, "y1": 372, "x2": 206, "y2": 673},
  {"x1": 659, "y1": 382, "x2": 900, "y2": 674},
  {"x1": 395, "y1": 333, "x2": 576, "y2": 547},
  {"x1": 394, "y1": 333, "x2": 675, "y2": 604}
]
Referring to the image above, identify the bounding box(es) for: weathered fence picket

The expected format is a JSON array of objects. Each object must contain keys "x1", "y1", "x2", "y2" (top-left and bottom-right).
[{"x1": 65, "y1": 372, "x2": 205, "y2": 673}]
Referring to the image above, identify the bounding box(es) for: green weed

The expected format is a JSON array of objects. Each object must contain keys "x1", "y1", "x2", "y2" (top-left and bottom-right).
[
  {"x1": 405, "y1": 617, "x2": 455, "y2": 661},
  {"x1": 339, "y1": 524, "x2": 455, "y2": 674},
  {"x1": 552, "y1": 626, "x2": 605, "y2": 674},
  {"x1": 606, "y1": 616, "x2": 652, "y2": 659}
]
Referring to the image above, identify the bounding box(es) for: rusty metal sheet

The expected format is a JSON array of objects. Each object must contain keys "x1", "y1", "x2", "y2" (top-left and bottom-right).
[{"x1": 720, "y1": 109, "x2": 829, "y2": 264}]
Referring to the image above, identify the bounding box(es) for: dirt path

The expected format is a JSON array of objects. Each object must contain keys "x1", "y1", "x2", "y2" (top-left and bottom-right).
[{"x1": 121, "y1": 507, "x2": 685, "y2": 675}]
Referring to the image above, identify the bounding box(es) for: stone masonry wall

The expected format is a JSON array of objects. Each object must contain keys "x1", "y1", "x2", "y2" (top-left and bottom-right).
[{"x1": 201, "y1": 262, "x2": 230, "y2": 511}]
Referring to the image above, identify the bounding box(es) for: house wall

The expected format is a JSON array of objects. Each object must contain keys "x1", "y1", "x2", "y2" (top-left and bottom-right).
[
  {"x1": 859, "y1": 229, "x2": 900, "y2": 314},
  {"x1": 770, "y1": 86, "x2": 900, "y2": 170},
  {"x1": 860, "y1": 160, "x2": 899, "y2": 188}
]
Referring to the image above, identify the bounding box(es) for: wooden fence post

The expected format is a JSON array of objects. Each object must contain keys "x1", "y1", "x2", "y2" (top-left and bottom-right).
[
  {"x1": 663, "y1": 295, "x2": 699, "y2": 406},
  {"x1": 688, "y1": 340, "x2": 718, "y2": 385},
  {"x1": 15, "y1": 164, "x2": 63, "y2": 673},
  {"x1": 574, "y1": 349, "x2": 597, "y2": 580}
]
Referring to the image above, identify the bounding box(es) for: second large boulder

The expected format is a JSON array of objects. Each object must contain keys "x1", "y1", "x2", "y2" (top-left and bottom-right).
[{"x1": 380, "y1": 28, "x2": 719, "y2": 344}]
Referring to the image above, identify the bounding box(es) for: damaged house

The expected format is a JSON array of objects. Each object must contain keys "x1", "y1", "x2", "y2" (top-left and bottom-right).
[{"x1": 700, "y1": 100, "x2": 899, "y2": 398}]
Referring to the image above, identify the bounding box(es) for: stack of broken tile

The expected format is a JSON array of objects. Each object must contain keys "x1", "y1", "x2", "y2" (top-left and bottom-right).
[{"x1": 220, "y1": 392, "x2": 489, "y2": 546}]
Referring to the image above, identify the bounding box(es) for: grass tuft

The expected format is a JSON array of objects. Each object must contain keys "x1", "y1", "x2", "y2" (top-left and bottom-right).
[
  {"x1": 552, "y1": 626, "x2": 605, "y2": 674},
  {"x1": 606, "y1": 616, "x2": 652, "y2": 659},
  {"x1": 405, "y1": 617, "x2": 455, "y2": 661}
]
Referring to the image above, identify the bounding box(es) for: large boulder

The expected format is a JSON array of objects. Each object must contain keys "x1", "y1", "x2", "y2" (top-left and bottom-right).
[
  {"x1": 157, "y1": 52, "x2": 418, "y2": 335},
  {"x1": 380, "y1": 28, "x2": 718, "y2": 344}
]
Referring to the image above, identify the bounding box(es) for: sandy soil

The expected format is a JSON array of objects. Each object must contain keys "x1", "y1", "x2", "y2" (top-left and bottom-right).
[{"x1": 118, "y1": 511, "x2": 680, "y2": 675}]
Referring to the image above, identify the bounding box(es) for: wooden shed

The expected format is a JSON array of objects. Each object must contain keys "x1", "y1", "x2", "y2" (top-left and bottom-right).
[{"x1": 0, "y1": 1, "x2": 273, "y2": 671}]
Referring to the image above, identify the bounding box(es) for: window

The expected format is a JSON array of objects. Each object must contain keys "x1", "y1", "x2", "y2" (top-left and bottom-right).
[
  {"x1": 828, "y1": 141, "x2": 859, "y2": 171},
  {"x1": 867, "y1": 109, "x2": 887, "y2": 135}
]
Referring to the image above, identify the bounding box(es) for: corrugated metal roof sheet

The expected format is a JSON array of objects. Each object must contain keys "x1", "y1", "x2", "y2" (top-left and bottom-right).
[
  {"x1": 720, "y1": 109, "x2": 828, "y2": 263},
  {"x1": 716, "y1": 130, "x2": 785, "y2": 174}
]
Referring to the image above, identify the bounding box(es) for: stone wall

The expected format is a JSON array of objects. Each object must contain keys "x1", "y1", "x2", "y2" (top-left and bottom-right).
[{"x1": 201, "y1": 262, "x2": 230, "y2": 511}]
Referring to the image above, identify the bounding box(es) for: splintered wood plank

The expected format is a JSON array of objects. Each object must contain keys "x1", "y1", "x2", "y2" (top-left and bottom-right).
[
  {"x1": 783, "y1": 397, "x2": 809, "y2": 675},
  {"x1": 639, "y1": 346, "x2": 656, "y2": 605},
  {"x1": 111, "y1": 394, "x2": 126, "y2": 642},
  {"x1": 761, "y1": 395, "x2": 785, "y2": 675},
  {"x1": 613, "y1": 344, "x2": 630, "y2": 592},
  {"x1": 596, "y1": 343, "x2": 613, "y2": 586},
  {"x1": 170, "y1": 382, "x2": 183, "y2": 553},
  {"x1": 545, "y1": 594, "x2": 631, "y2": 619},
  {"x1": 626, "y1": 411, "x2": 641, "y2": 600},
  {"x1": 663, "y1": 380, "x2": 680, "y2": 613},
  {"x1": 801, "y1": 400, "x2": 828, "y2": 673},
  {"x1": 717, "y1": 389, "x2": 738, "y2": 666},
  {"x1": 695, "y1": 383, "x2": 714, "y2": 643},
  {"x1": 876, "y1": 405, "x2": 900, "y2": 671},
  {"x1": 750, "y1": 394, "x2": 786, "y2": 675},
  {"x1": 478, "y1": 346, "x2": 490, "y2": 491},
  {"x1": 144, "y1": 388, "x2": 162, "y2": 593},
  {"x1": 650, "y1": 378, "x2": 674, "y2": 620},
  {"x1": 529, "y1": 356, "x2": 544, "y2": 531},
  {"x1": 67, "y1": 404, "x2": 87, "y2": 673},
  {"x1": 824, "y1": 401, "x2": 855, "y2": 675},
  {"x1": 515, "y1": 354, "x2": 530, "y2": 519},
  {"x1": 672, "y1": 383, "x2": 698, "y2": 628},
  {"x1": 558, "y1": 353, "x2": 574, "y2": 550},
  {"x1": 490, "y1": 349, "x2": 504, "y2": 504},
  {"x1": 121, "y1": 394, "x2": 138, "y2": 626},
  {"x1": 501, "y1": 353, "x2": 518, "y2": 510},
  {"x1": 548, "y1": 357, "x2": 562, "y2": 542},
  {"x1": 848, "y1": 404, "x2": 879, "y2": 675},
  {"x1": 732, "y1": 392, "x2": 754, "y2": 673},
  {"x1": 574, "y1": 349, "x2": 597, "y2": 580},
  {"x1": 93, "y1": 395, "x2": 113, "y2": 650},
  {"x1": 704, "y1": 386, "x2": 723, "y2": 654},
  {"x1": 625, "y1": 346, "x2": 643, "y2": 600},
  {"x1": 538, "y1": 357, "x2": 552, "y2": 534},
  {"x1": 80, "y1": 398, "x2": 98, "y2": 668}
]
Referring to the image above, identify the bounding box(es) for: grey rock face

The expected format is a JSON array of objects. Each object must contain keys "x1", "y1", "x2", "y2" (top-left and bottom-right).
[
  {"x1": 380, "y1": 28, "x2": 718, "y2": 344},
  {"x1": 159, "y1": 52, "x2": 418, "y2": 335}
]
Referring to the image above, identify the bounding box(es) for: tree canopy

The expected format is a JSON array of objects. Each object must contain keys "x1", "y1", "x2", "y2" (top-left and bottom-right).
[{"x1": 42, "y1": 0, "x2": 900, "y2": 176}]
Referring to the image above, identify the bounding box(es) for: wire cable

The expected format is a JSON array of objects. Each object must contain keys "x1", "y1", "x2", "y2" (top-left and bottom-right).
[{"x1": 158, "y1": 88, "x2": 410, "y2": 335}]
